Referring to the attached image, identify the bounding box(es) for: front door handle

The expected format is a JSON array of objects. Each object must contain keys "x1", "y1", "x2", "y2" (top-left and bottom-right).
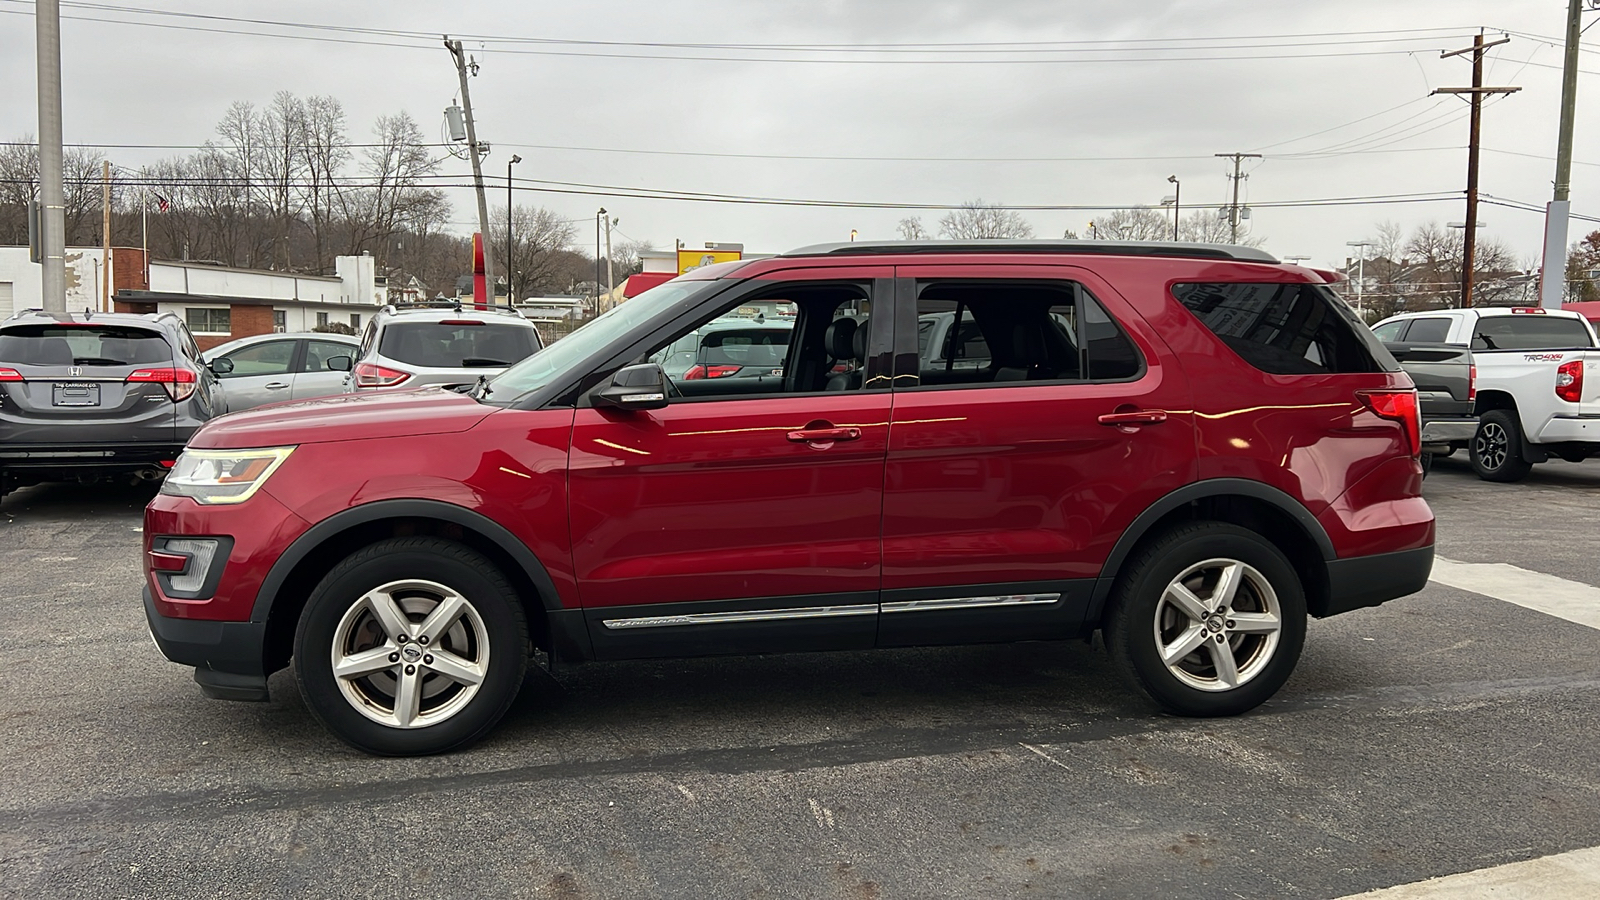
[
  {"x1": 786, "y1": 426, "x2": 861, "y2": 443},
  {"x1": 1098, "y1": 409, "x2": 1167, "y2": 427},
  {"x1": 265, "y1": 382, "x2": 290, "y2": 390}
]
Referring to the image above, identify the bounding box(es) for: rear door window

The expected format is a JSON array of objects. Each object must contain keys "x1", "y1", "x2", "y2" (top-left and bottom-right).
[
  {"x1": 1471, "y1": 315, "x2": 1594, "y2": 350},
  {"x1": 1171, "y1": 282, "x2": 1390, "y2": 375},
  {"x1": 1402, "y1": 317, "x2": 1452, "y2": 343},
  {"x1": 379, "y1": 321, "x2": 539, "y2": 368},
  {"x1": 0, "y1": 325, "x2": 171, "y2": 369}
]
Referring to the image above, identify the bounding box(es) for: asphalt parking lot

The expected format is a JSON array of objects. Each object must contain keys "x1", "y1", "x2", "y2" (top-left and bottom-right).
[{"x1": 2, "y1": 456, "x2": 1599, "y2": 899}]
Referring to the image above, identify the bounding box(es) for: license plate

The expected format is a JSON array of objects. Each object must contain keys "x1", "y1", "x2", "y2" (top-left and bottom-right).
[{"x1": 52, "y1": 382, "x2": 101, "y2": 407}]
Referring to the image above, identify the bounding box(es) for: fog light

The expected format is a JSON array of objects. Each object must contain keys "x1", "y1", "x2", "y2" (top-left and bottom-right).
[{"x1": 164, "y1": 539, "x2": 219, "y2": 594}]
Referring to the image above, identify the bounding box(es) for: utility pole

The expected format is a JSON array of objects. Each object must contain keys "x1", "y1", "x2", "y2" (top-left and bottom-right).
[
  {"x1": 101, "y1": 160, "x2": 111, "y2": 312},
  {"x1": 1540, "y1": 0, "x2": 1587, "y2": 309},
  {"x1": 1435, "y1": 32, "x2": 1519, "y2": 308},
  {"x1": 36, "y1": 0, "x2": 67, "y2": 312},
  {"x1": 603, "y1": 213, "x2": 614, "y2": 311},
  {"x1": 1215, "y1": 152, "x2": 1261, "y2": 243},
  {"x1": 444, "y1": 37, "x2": 494, "y2": 301},
  {"x1": 506, "y1": 154, "x2": 520, "y2": 302},
  {"x1": 594, "y1": 208, "x2": 605, "y2": 315}
]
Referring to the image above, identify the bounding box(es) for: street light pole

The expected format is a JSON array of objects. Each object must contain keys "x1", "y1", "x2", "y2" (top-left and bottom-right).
[
  {"x1": 35, "y1": 0, "x2": 67, "y2": 312},
  {"x1": 595, "y1": 208, "x2": 605, "y2": 316},
  {"x1": 1167, "y1": 175, "x2": 1180, "y2": 241},
  {"x1": 506, "y1": 154, "x2": 520, "y2": 304},
  {"x1": 1347, "y1": 241, "x2": 1371, "y2": 320}
]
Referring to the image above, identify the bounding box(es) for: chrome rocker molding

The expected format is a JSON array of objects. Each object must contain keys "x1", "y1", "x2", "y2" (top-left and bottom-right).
[{"x1": 601, "y1": 593, "x2": 1061, "y2": 630}]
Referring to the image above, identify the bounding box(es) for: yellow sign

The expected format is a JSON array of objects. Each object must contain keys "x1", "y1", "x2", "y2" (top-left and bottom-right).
[{"x1": 677, "y1": 249, "x2": 742, "y2": 274}]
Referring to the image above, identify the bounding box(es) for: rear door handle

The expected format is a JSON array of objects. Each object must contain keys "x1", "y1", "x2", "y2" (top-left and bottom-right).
[
  {"x1": 1098, "y1": 409, "x2": 1167, "y2": 426},
  {"x1": 265, "y1": 382, "x2": 290, "y2": 390},
  {"x1": 786, "y1": 426, "x2": 861, "y2": 443}
]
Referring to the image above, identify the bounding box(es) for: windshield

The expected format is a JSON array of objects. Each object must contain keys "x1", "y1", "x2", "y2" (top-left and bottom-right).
[{"x1": 485, "y1": 281, "x2": 718, "y2": 402}]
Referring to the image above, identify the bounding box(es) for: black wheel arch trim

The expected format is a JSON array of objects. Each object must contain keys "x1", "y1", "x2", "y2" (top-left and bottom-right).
[
  {"x1": 249, "y1": 498, "x2": 565, "y2": 623},
  {"x1": 1088, "y1": 478, "x2": 1336, "y2": 621}
]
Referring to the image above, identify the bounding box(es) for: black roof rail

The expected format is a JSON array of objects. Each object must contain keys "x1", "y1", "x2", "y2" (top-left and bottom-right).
[{"x1": 781, "y1": 239, "x2": 1278, "y2": 264}]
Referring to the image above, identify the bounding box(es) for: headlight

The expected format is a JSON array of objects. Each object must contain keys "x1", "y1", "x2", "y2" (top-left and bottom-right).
[{"x1": 160, "y1": 447, "x2": 295, "y2": 505}]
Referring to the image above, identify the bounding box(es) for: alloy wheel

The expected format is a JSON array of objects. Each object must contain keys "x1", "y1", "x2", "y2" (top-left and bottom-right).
[
  {"x1": 1475, "y1": 422, "x2": 1509, "y2": 471},
  {"x1": 1152, "y1": 557, "x2": 1283, "y2": 692}
]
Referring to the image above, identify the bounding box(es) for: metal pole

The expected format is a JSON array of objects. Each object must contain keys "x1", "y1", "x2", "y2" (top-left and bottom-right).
[
  {"x1": 36, "y1": 0, "x2": 67, "y2": 312},
  {"x1": 140, "y1": 171, "x2": 148, "y2": 290},
  {"x1": 506, "y1": 154, "x2": 519, "y2": 303},
  {"x1": 603, "y1": 214, "x2": 614, "y2": 311},
  {"x1": 445, "y1": 38, "x2": 494, "y2": 300},
  {"x1": 1461, "y1": 32, "x2": 1485, "y2": 309},
  {"x1": 594, "y1": 209, "x2": 604, "y2": 315},
  {"x1": 101, "y1": 160, "x2": 111, "y2": 312},
  {"x1": 1167, "y1": 175, "x2": 1180, "y2": 241},
  {"x1": 1541, "y1": 0, "x2": 1584, "y2": 309}
]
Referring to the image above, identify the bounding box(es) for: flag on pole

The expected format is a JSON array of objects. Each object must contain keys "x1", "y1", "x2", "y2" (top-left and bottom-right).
[{"x1": 152, "y1": 192, "x2": 170, "y2": 213}]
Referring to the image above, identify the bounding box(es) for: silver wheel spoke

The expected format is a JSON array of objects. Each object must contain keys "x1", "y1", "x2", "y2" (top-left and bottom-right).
[
  {"x1": 1229, "y1": 611, "x2": 1280, "y2": 635},
  {"x1": 1162, "y1": 624, "x2": 1210, "y2": 666},
  {"x1": 1208, "y1": 640, "x2": 1241, "y2": 688},
  {"x1": 365, "y1": 590, "x2": 412, "y2": 642},
  {"x1": 392, "y1": 667, "x2": 423, "y2": 727},
  {"x1": 417, "y1": 592, "x2": 468, "y2": 643},
  {"x1": 333, "y1": 646, "x2": 395, "y2": 680},
  {"x1": 1212, "y1": 562, "x2": 1243, "y2": 610},
  {"x1": 425, "y1": 647, "x2": 485, "y2": 686},
  {"x1": 1163, "y1": 582, "x2": 1211, "y2": 621}
]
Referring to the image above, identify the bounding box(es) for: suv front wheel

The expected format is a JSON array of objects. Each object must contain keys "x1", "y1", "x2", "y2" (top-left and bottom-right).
[
  {"x1": 294, "y1": 537, "x2": 529, "y2": 755},
  {"x1": 1104, "y1": 522, "x2": 1307, "y2": 717}
]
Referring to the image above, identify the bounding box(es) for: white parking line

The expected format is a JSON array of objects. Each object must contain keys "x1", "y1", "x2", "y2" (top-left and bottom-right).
[
  {"x1": 1429, "y1": 557, "x2": 1600, "y2": 631},
  {"x1": 1338, "y1": 845, "x2": 1600, "y2": 898},
  {"x1": 1334, "y1": 559, "x2": 1600, "y2": 899}
]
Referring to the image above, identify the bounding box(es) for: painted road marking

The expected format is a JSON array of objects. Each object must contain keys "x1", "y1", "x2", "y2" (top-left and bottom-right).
[
  {"x1": 1430, "y1": 556, "x2": 1600, "y2": 631},
  {"x1": 1339, "y1": 845, "x2": 1600, "y2": 898},
  {"x1": 1334, "y1": 559, "x2": 1600, "y2": 899}
]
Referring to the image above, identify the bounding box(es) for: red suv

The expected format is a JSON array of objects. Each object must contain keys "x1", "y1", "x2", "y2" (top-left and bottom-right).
[{"x1": 144, "y1": 241, "x2": 1434, "y2": 755}]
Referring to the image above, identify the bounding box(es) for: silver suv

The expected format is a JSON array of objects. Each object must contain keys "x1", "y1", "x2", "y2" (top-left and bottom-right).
[{"x1": 350, "y1": 303, "x2": 544, "y2": 392}]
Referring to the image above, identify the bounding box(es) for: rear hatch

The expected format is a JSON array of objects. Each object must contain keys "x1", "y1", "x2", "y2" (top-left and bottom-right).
[
  {"x1": 0, "y1": 322, "x2": 178, "y2": 446},
  {"x1": 368, "y1": 319, "x2": 542, "y2": 388},
  {"x1": 1384, "y1": 342, "x2": 1473, "y2": 419}
]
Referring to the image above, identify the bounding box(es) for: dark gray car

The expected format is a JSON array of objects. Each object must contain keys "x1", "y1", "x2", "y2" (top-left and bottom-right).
[{"x1": 0, "y1": 310, "x2": 225, "y2": 497}]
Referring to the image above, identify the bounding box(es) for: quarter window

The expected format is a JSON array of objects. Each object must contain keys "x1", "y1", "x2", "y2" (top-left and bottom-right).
[
  {"x1": 908, "y1": 280, "x2": 1142, "y2": 388},
  {"x1": 1172, "y1": 282, "x2": 1384, "y2": 375},
  {"x1": 1403, "y1": 317, "x2": 1452, "y2": 343}
]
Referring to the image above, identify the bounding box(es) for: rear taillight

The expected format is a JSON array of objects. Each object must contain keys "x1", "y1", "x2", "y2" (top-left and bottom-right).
[
  {"x1": 0, "y1": 367, "x2": 22, "y2": 382},
  {"x1": 354, "y1": 362, "x2": 411, "y2": 388},
  {"x1": 1556, "y1": 360, "x2": 1584, "y2": 403},
  {"x1": 127, "y1": 367, "x2": 197, "y2": 401},
  {"x1": 1357, "y1": 389, "x2": 1421, "y2": 458},
  {"x1": 683, "y1": 364, "x2": 742, "y2": 380},
  {"x1": 1468, "y1": 363, "x2": 1477, "y2": 402}
]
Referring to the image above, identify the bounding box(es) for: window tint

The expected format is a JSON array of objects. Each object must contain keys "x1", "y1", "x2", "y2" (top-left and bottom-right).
[
  {"x1": 642, "y1": 282, "x2": 873, "y2": 399},
  {"x1": 910, "y1": 280, "x2": 1140, "y2": 387},
  {"x1": 1471, "y1": 315, "x2": 1593, "y2": 350},
  {"x1": 303, "y1": 340, "x2": 354, "y2": 372},
  {"x1": 0, "y1": 325, "x2": 170, "y2": 367},
  {"x1": 1403, "y1": 317, "x2": 1452, "y2": 343},
  {"x1": 1370, "y1": 320, "x2": 1405, "y2": 342},
  {"x1": 221, "y1": 340, "x2": 294, "y2": 377},
  {"x1": 379, "y1": 322, "x2": 540, "y2": 368},
  {"x1": 1172, "y1": 282, "x2": 1384, "y2": 375}
]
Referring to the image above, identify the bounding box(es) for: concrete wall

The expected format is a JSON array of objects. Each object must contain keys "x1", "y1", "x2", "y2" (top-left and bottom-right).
[{"x1": 0, "y1": 246, "x2": 114, "y2": 316}]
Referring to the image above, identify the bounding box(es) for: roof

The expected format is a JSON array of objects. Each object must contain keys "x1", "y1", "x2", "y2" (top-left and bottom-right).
[
  {"x1": 116, "y1": 290, "x2": 380, "y2": 310},
  {"x1": 782, "y1": 239, "x2": 1278, "y2": 263}
]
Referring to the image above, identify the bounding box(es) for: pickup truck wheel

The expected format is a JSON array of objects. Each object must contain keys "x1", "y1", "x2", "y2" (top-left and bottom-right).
[
  {"x1": 1103, "y1": 522, "x2": 1306, "y2": 717},
  {"x1": 294, "y1": 537, "x2": 529, "y2": 756},
  {"x1": 1471, "y1": 410, "x2": 1533, "y2": 483}
]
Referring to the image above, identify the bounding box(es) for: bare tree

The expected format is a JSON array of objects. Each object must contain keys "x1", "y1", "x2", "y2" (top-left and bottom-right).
[
  {"x1": 300, "y1": 95, "x2": 349, "y2": 269},
  {"x1": 0, "y1": 138, "x2": 112, "y2": 246},
  {"x1": 608, "y1": 238, "x2": 654, "y2": 280},
  {"x1": 937, "y1": 200, "x2": 1034, "y2": 240},
  {"x1": 1178, "y1": 210, "x2": 1265, "y2": 247},
  {"x1": 897, "y1": 216, "x2": 930, "y2": 240},
  {"x1": 1091, "y1": 207, "x2": 1171, "y2": 241},
  {"x1": 343, "y1": 111, "x2": 436, "y2": 265},
  {"x1": 491, "y1": 203, "x2": 579, "y2": 301}
]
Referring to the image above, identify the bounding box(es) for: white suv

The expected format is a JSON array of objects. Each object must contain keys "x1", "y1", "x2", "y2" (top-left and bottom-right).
[{"x1": 350, "y1": 303, "x2": 544, "y2": 391}]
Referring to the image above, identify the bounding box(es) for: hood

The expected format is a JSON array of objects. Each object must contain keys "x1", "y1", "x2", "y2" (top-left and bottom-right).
[{"x1": 188, "y1": 387, "x2": 496, "y2": 449}]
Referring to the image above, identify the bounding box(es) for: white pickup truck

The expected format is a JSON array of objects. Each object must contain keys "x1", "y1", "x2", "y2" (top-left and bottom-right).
[{"x1": 1372, "y1": 306, "x2": 1600, "y2": 482}]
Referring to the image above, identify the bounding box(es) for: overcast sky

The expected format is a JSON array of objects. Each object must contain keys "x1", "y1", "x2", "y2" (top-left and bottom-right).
[{"x1": 3, "y1": 0, "x2": 1596, "y2": 269}]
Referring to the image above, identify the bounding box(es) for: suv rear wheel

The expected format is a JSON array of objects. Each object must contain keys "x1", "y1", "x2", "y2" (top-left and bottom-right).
[
  {"x1": 293, "y1": 537, "x2": 529, "y2": 755},
  {"x1": 1104, "y1": 522, "x2": 1306, "y2": 717}
]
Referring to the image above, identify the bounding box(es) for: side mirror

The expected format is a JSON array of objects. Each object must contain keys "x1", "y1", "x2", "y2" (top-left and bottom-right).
[
  {"x1": 327, "y1": 355, "x2": 353, "y2": 372},
  {"x1": 592, "y1": 362, "x2": 669, "y2": 411},
  {"x1": 208, "y1": 357, "x2": 235, "y2": 375}
]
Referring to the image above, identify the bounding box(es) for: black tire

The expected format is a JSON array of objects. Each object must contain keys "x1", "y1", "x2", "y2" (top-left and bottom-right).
[
  {"x1": 1419, "y1": 452, "x2": 1433, "y2": 478},
  {"x1": 1470, "y1": 409, "x2": 1533, "y2": 483},
  {"x1": 1103, "y1": 522, "x2": 1307, "y2": 717},
  {"x1": 294, "y1": 537, "x2": 529, "y2": 756}
]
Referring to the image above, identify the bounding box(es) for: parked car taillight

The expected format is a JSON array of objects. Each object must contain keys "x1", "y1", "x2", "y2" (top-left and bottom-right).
[
  {"x1": 127, "y1": 367, "x2": 197, "y2": 401},
  {"x1": 354, "y1": 362, "x2": 411, "y2": 388},
  {"x1": 0, "y1": 367, "x2": 22, "y2": 382},
  {"x1": 1357, "y1": 389, "x2": 1421, "y2": 458},
  {"x1": 1468, "y1": 363, "x2": 1477, "y2": 402},
  {"x1": 1556, "y1": 360, "x2": 1584, "y2": 403},
  {"x1": 683, "y1": 364, "x2": 742, "y2": 380}
]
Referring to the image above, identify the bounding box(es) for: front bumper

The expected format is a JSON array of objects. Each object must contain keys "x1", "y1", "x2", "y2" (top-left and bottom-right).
[
  {"x1": 1321, "y1": 544, "x2": 1435, "y2": 618},
  {"x1": 144, "y1": 586, "x2": 270, "y2": 701}
]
